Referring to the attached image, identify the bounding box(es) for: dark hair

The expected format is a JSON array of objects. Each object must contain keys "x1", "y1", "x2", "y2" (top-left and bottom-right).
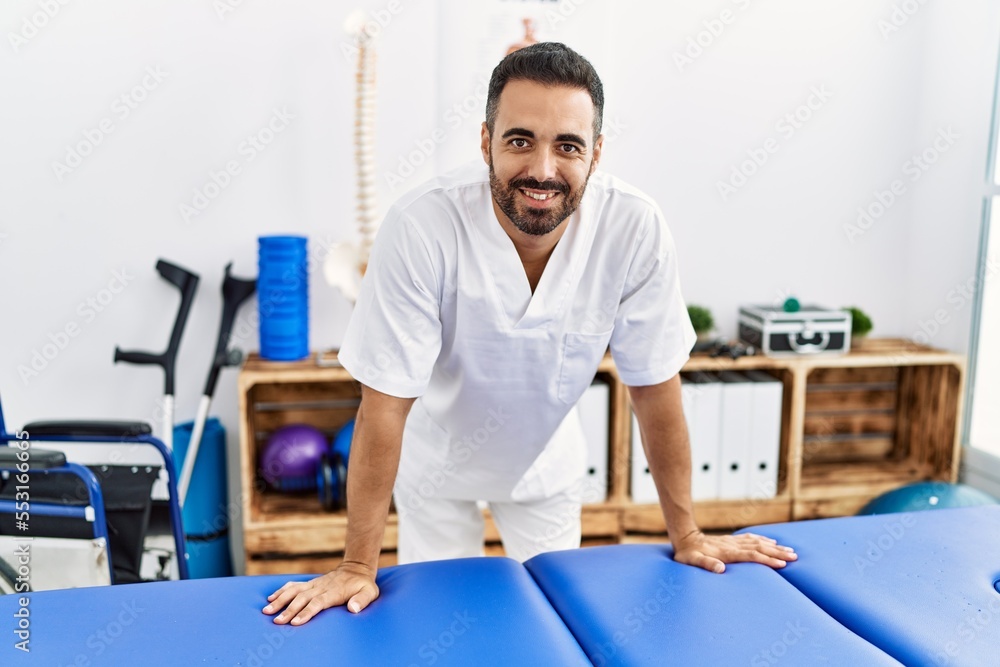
[{"x1": 485, "y1": 42, "x2": 604, "y2": 138}]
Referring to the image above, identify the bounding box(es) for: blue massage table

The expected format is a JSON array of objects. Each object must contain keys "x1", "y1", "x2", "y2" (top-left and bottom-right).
[
  {"x1": 738, "y1": 505, "x2": 1000, "y2": 667},
  {"x1": 2, "y1": 505, "x2": 997, "y2": 665}
]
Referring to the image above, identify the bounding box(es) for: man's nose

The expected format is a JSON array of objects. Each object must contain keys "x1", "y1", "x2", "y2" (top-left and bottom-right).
[{"x1": 525, "y1": 147, "x2": 558, "y2": 184}]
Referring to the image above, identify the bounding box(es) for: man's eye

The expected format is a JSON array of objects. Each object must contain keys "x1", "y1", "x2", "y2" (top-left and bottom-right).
[
  {"x1": 560, "y1": 144, "x2": 580, "y2": 153},
  {"x1": 510, "y1": 138, "x2": 529, "y2": 148}
]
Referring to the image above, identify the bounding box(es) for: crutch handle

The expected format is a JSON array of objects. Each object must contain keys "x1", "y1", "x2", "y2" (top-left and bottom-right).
[
  {"x1": 114, "y1": 348, "x2": 164, "y2": 367},
  {"x1": 113, "y1": 259, "x2": 199, "y2": 396}
]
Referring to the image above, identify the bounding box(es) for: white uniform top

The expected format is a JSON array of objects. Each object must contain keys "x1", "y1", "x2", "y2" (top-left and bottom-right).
[{"x1": 338, "y1": 161, "x2": 696, "y2": 502}]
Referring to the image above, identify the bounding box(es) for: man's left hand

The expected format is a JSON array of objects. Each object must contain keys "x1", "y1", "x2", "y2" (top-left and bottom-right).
[{"x1": 672, "y1": 530, "x2": 797, "y2": 574}]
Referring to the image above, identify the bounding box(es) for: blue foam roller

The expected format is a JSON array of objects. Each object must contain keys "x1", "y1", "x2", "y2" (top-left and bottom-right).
[{"x1": 258, "y1": 235, "x2": 308, "y2": 361}]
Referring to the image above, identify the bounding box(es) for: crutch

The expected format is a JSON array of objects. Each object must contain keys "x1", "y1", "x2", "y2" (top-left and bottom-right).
[
  {"x1": 114, "y1": 259, "x2": 199, "y2": 451},
  {"x1": 177, "y1": 263, "x2": 256, "y2": 505}
]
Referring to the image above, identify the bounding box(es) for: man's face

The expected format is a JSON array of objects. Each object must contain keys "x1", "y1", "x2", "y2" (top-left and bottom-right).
[{"x1": 481, "y1": 79, "x2": 603, "y2": 237}]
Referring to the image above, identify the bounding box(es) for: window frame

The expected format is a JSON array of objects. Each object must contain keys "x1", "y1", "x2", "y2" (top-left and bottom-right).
[{"x1": 963, "y1": 43, "x2": 1000, "y2": 479}]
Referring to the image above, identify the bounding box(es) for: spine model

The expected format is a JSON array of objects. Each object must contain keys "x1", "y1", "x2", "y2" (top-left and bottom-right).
[{"x1": 353, "y1": 24, "x2": 377, "y2": 275}]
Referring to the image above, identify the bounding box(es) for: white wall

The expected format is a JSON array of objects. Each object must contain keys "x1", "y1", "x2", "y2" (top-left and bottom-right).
[
  {"x1": 603, "y1": 1, "x2": 921, "y2": 335},
  {"x1": 904, "y1": 1, "x2": 1000, "y2": 353},
  {"x1": 3, "y1": 0, "x2": 1000, "y2": 565},
  {"x1": 0, "y1": 0, "x2": 441, "y2": 572}
]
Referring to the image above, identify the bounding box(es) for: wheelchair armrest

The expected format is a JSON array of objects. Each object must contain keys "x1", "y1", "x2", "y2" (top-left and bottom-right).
[
  {"x1": 0, "y1": 447, "x2": 67, "y2": 469},
  {"x1": 21, "y1": 420, "x2": 152, "y2": 438}
]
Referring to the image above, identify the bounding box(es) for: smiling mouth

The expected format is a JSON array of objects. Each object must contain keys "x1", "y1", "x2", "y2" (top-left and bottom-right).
[{"x1": 520, "y1": 189, "x2": 559, "y2": 202}]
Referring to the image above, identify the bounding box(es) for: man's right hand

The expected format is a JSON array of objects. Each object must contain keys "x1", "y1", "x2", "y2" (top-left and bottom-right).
[
  {"x1": 262, "y1": 562, "x2": 379, "y2": 625},
  {"x1": 263, "y1": 385, "x2": 409, "y2": 626}
]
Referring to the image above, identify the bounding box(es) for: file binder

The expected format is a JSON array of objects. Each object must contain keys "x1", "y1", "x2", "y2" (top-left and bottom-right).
[
  {"x1": 682, "y1": 371, "x2": 723, "y2": 501},
  {"x1": 578, "y1": 380, "x2": 610, "y2": 503},
  {"x1": 717, "y1": 371, "x2": 754, "y2": 500},
  {"x1": 631, "y1": 412, "x2": 659, "y2": 504},
  {"x1": 744, "y1": 370, "x2": 782, "y2": 499}
]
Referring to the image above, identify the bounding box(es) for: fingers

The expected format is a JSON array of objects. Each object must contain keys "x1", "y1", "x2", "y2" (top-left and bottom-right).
[
  {"x1": 263, "y1": 582, "x2": 307, "y2": 615},
  {"x1": 732, "y1": 534, "x2": 797, "y2": 566},
  {"x1": 674, "y1": 550, "x2": 726, "y2": 574},
  {"x1": 724, "y1": 542, "x2": 796, "y2": 569},
  {"x1": 289, "y1": 592, "x2": 340, "y2": 626},
  {"x1": 273, "y1": 593, "x2": 312, "y2": 625},
  {"x1": 262, "y1": 572, "x2": 380, "y2": 625},
  {"x1": 265, "y1": 581, "x2": 296, "y2": 604},
  {"x1": 763, "y1": 543, "x2": 797, "y2": 562},
  {"x1": 673, "y1": 534, "x2": 798, "y2": 573},
  {"x1": 263, "y1": 580, "x2": 342, "y2": 625},
  {"x1": 738, "y1": 548, "x2": 789, "y2": 569},
  {"x1": 347, "y1": 584, "x2": 380, "y2": 614}
]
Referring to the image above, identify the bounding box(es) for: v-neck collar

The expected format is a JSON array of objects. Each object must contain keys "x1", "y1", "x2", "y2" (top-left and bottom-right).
[{"x1": 467, "y1": 182, "x2": 596, "y2": 332}]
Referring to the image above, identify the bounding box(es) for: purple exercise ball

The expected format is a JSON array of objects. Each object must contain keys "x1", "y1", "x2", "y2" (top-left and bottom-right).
[{"x1": 260, "y1": 424, "x2": 328, "y2": 490}]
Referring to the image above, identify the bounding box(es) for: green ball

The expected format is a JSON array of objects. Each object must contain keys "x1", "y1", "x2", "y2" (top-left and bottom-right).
[{"x1": 783, "y1": 297, "x2": 800, "y2": 313}]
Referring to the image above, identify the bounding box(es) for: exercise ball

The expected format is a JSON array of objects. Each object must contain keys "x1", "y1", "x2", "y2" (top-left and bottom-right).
[
  {"x1": 858, "y1": 481, "x2": 999, "y2": 516},
  {"x1": 333, "y1": 419, "x2": 354, "y2": 465},
  {"x1": 316, "y1": 420, "x2": 354, "y2": 512},
  {"x1": 260, "y1": 424, "x2": 328, "y2": 491}
]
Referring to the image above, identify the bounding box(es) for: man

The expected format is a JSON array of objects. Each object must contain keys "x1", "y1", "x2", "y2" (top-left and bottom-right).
[{"x1": 264, "y1": 42, "x2": 795, "y2": 626}]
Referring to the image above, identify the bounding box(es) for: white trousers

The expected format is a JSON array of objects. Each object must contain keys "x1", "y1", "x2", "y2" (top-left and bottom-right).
[{"x1": 393, "y1": 477, "x2": 583, "y2": 564}]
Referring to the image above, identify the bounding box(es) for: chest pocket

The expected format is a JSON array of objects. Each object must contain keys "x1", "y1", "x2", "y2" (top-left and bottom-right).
[
  {"x1": 558, "y1": 330, "x2": 613, "y2": 405},
  {"x1": 457, "y1": 333, "x2": 555, "y2": 386}
]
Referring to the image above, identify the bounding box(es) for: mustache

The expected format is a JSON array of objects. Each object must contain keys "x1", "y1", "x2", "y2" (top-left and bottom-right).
[{"x1": 509, "y1": 177, "x2": 569, "y2": 195}]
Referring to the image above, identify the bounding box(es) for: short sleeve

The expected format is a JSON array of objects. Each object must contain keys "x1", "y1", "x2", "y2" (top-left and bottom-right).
[
  {"x1": 337, "y1": 209, "x2": 443, "y2": 398},
  {"x1": 609, "y1": 205, "x2": 696, "y2": 386}
]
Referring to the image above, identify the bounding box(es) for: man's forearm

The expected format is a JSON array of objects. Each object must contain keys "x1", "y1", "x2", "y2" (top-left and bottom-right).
[
  {"x1": 629, "y1": 377, "x2": 700, "y2": 541},
  {"x1": 342, "y1": 389, "x2": 411, "y2": 570},
  {"x1": 644, "y1": 416, "x2": 699, "y2": 541}
]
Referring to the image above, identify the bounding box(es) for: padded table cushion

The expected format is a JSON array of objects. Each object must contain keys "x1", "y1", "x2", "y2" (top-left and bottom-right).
[
  {"x1": 739, "y1": 505, "x2": 1000, "y2": 667},
  {"x1": 524, "y1": 543, "x2": 902, "y2": 666},
  {"x1": 0, "y1": 557, "x2": 589, "y2": 666}
]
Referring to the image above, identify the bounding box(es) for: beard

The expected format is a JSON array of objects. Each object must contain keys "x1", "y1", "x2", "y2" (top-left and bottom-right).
[{"x1": 488, "y1": 155, "x2": 590, "y2": 236}]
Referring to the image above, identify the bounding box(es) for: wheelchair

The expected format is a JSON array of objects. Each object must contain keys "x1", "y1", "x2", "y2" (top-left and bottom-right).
[
  {"x1": 0, "y1": 396, "x2": 189, "y2": 592},
  {"x1": 0, "y1": 257, "x2": 252, "y2": 591}
]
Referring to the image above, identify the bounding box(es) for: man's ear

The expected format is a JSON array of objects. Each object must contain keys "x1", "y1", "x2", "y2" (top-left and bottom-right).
[
  {"x1": 590, "y1": 133, "x2": 605, "y2": 174},
  {"x1": 481, "y1": 122, "x2": 491, "y2": 165}
]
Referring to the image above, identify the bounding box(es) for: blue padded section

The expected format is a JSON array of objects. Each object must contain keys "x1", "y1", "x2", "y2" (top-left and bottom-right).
[
  {"x1": 738, "y1": 505, "x2": 1000, "y2": 667},
  {"x1": 0, "y1": 557, "x2": 589, "y2": 666},
  {"x1": 524, "y1": 543, "x2": 902, "y2": 666}
]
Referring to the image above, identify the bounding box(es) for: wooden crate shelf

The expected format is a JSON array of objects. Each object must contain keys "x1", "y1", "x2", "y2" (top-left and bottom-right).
[
  {"x1": 247, "y1": 550, "x2": 399, "y2": 576},
  {"x1": 621, "y1": 497, "x2": 793, "y2": 535},
  {"x1": 236, "y1": 339, "x2": 964, "y2": 572},
  {"x1": 798, "y1": 459, "x2": 938, "y2": 498}
]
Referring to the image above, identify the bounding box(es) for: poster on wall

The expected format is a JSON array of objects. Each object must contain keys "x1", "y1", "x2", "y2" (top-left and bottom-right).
[{"x1": 433, "y1": 0, "x2": 615, "y2": 175}]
